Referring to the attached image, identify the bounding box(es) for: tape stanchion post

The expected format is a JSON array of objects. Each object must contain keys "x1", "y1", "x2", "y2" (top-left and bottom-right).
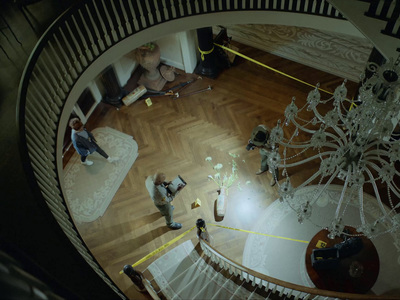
[
  {"x1": 119, "y1": 226, "x2": 196, "y2": 275},
  {"x1": 207, "y1": 223, "x2": 309, "y2": 244}
]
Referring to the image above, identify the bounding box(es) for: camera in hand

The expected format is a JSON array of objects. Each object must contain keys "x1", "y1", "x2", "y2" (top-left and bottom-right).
[{"x1": 246, "y1": 139, "x2": 256, "y2": 151}]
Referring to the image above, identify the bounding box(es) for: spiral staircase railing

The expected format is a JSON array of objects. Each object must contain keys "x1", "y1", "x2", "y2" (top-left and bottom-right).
[
  {"x1": 197, "y1": 238, "x2": 400, "y2": 300},
  {"x1": 17, "y1": 0, "x2": 388, "y2": 298},
  {"x1": 364, "y1": 0, "x2": 400, "y2": 39}
]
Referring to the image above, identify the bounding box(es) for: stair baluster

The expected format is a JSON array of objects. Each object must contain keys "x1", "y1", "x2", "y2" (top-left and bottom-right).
[
  {"x1": 286, "y1": 288, "x2": 294, "y2": 298},
  {"x1": 303, "y1": 294, "x2": 311, "y2": 300},
  {"x1": 383, "y1": 1, "x2": 400, "y2": 37},
  {"x1": 258, "y1": 278, "x2": 263, "y2": 289}
]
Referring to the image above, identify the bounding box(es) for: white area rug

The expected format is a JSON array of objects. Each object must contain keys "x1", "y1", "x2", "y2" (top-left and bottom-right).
[
  {"x1": 242, "y1": 185, "x2": 400, "y2": 295},
  {"x1": 63, "y1": 127, "x2": 138, "y2": 223}
]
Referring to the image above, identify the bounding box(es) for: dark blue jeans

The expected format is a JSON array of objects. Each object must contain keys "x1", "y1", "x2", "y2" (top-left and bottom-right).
[{"x1": 80, "y1": 144, "x2": 109, "y2": 162}]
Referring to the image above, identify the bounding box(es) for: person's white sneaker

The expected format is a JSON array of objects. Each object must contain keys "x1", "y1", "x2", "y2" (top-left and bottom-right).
[
  {"x1": 81, "y1": 160, "x2": 93, "y2": 166},
  {"x1": 107, "y1": 157, "x2": 119, "y2": 163}
]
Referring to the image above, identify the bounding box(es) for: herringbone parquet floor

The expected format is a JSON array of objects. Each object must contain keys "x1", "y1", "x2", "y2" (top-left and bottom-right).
[{"x1": 74, "y1": 44, "x2": 359, "y2": 299}]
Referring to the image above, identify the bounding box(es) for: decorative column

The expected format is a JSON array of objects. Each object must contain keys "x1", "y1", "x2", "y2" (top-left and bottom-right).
[
  {"x1": 100, "y1": 65, "x2": 124, "y2": 107},
  {"x1": 195, "y1": 27, "x2": 219, "y2": 79}
]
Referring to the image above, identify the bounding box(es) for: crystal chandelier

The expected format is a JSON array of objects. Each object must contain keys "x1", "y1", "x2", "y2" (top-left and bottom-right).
[{"x1": 268, "y1": 58, "x2": 400, "y2": 239}]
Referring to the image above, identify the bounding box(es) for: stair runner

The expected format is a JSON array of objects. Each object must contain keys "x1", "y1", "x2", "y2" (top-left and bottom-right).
[{"x1": 146, "y1": 240, "x2": 269, "y2": 300}]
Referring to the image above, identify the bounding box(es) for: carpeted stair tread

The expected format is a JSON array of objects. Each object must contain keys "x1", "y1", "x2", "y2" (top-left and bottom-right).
[
  {"x1": 192, "y1": 275, "x2": 238, "y2": 300},
  {"x1": 172, "y1": 262, "x2": 239, "y2": 299},
  {"x1": 165, "y1": 265, "x2": 203, "y2": 298},
  {"x1": 148, "y1": 240, "x2": 271, "y2": 299},
  {"x1": 147, "y1": 240, "x2": 200, "y2": 283}
]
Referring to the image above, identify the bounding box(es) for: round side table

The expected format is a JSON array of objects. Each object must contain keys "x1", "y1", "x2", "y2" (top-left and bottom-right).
[{"x1": 305, "y1": 226, "x2": 379, "y2": 294}]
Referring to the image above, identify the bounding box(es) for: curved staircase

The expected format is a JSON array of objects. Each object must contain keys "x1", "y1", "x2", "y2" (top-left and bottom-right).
[
  {"x1": 137, "y1": 237, "x2": 400, "y2": 300},
  {"x1": 145, "y1": 240, "x2": 269, "y2": 300},
  {"x1": 329, "y1": 0, "x2": 400, "y2": 59}
]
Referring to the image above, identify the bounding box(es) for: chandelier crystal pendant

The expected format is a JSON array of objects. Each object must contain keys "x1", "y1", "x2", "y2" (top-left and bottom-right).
[{"x1": 270, "y1": 58, "x2": 400, "y2": 239}]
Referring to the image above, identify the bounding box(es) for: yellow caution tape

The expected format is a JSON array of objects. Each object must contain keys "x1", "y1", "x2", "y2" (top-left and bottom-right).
[
  {"x1": 214, "y1": 42, "x2": 353, "y2": 103},
  {"x1": 349, "y1": 101, "x2": 358, "y2": 111},
  {"x1": 119, "y1": 225, "x2": 196, "y2": 275},
  {"x1": 199, "y1": 46, "x2": 214, "y2": 61},
  {"x1": 207, "y1": 223, "x2": 309, "y2": 244}
]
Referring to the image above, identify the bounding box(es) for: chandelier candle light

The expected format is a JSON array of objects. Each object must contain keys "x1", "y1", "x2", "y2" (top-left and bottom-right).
[{"x1": 269, "y1": 58, "x2": 400, "y2": 239}]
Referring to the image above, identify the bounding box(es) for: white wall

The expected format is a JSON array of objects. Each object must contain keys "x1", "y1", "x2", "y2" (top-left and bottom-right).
[
  {"x1": 150, "y1": 30, "x2": 198, "y2": 74},
  {"x1": 157, "y1": 33, "x2": 184, "y2": 70},
  {"x1": 113, "y1": 50, "x2": 138, "y2": 87}
]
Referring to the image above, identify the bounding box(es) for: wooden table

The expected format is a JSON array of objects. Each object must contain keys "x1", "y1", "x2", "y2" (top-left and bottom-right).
[{"x1": 305, "y1": 227, "x2": 380, "y2": 294}]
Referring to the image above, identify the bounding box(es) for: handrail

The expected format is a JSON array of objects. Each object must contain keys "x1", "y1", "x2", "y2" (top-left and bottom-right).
[
  {"x1": 15, "y1": 0, "x2": 369, "y2": 299},
  {"x1": 364, "y1": 0, "x2": 400, "y2": 38},
  {"x1": 199, "y1": 238, "x2": 400, "y2": 300}
]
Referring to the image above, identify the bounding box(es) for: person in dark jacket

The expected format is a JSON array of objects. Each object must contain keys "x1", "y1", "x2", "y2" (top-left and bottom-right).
[
  {"x1": 249, "y1": 124, "x2": 279, "y2": 186},
  {"x1": 69, "y1": 117, "x2": 118, "y2": 166}
]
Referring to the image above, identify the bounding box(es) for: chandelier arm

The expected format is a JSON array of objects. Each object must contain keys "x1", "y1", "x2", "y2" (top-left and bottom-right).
[
  {"x1": 291, "y1": 169, "x2": 322, "y2": 191},
  {"x1": 324, "y1": 131, "x2": 346, "y2": 147},
  {"x1": 335, "y1": 168, "x2": 352, "y2": 219},
  {"x1": 278, "y1": 151, "x2": 337, "y2": 168},
  {"x1": 363, "y1": 157, "x2": 390, "y2": 169},
  {"x1": 335, "y1": 102, "x2": 350, "y2": 128},
  {"x1": 280, "y1": 137, "x2": 338, "y2": 146},
  {"x1": 365, "y1": 168, "x2": 391, "y2": 217},
  {"x1": 365, "y1": 140, "x2": 397, "y2": 152},
  {"x1": 387, "y1": 181, "x2": 400, "y2": 200},
  {"x1": 363, "y1": 158, "x2": 400, "y2": 178},
  {"x1": 327, "y1": 122, "x2": 348, "y2": 142},
  {"x1": 364, "y1": 149, "x2": 392, "y2": 158},
  {"x1": 362, "y1": 161, "x2": 390, "y2": 184},
  {"x1": 310, "y1": 167, "x2": 343, "y2": 205},
  {"x1": 358, "y1": 187, "x2": 367, "y2": 226},
  {"x1": 309, "y1": 106, "x2": 325, "y2": 123},
  {"x1": 292, "y1": 118, "x2": 346, "y2": 147},
  {"x1": 362, "y1": 157, "x2": 393, "y2": 170},
  {"x1": 364, "y1": 155, "x2": 400, "y2": 175},
  {"x1": 291, "y1": 118, "x2": 318, "y2": 134},
  {"x1": 278, "y1": 141, "x2": 339, "y2": 150},
  {"x1": 369, "y1": 140, "x2": 400, "y2": 154},
  {"x1": 280, "y1": 137, "x2": 320, "y2": 145}
]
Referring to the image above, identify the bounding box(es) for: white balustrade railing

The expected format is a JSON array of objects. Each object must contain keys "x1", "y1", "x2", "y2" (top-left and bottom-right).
[{"x1": 199, "y1": 238, "x2": 400, "y2": 300}]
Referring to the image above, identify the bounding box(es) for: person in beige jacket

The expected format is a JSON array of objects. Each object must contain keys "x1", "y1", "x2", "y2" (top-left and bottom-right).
[{"x1": 145, "y1": 172, "x2": 182, "y2": 230}]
